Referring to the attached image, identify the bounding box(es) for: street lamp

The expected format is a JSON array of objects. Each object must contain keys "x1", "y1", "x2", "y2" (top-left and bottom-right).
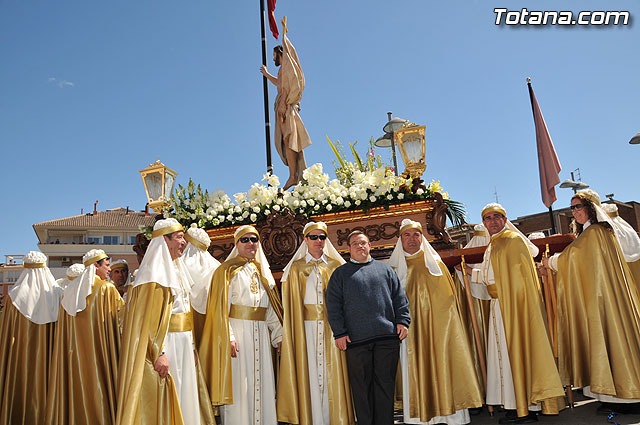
[
  {"x1": 139, "y1": 160, "x2": 178, "y2": 213},
  {"x1": 559, "y1": 168, "x2": 589, "y2": 194},
  {"x1": 630, "y1": 132, "x2": 640, "y2": 145},
  {"x1": 374, "y1": 112, "x2": 409, "y2": 176}
]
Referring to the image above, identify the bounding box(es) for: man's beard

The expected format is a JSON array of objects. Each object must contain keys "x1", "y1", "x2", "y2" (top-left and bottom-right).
[{"x1": 274, "y1": 55, "x2": 281, "y2": 67}]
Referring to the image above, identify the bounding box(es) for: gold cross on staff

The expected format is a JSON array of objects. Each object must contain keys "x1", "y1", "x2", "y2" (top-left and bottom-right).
[{"x1": 281, "y1": 16, "x2": 288, "y2": 35}]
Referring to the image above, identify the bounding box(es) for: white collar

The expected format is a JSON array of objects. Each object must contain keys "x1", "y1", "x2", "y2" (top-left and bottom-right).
[
  {"x1": 404, "y1": 249, "x2": 423, "y2": 257},
  {"x1": 305, "y1": 252, "x2": 327, "y2": 264},
  {"x1": 583, "y1": 219, "x2": 591, "y2": 230}
]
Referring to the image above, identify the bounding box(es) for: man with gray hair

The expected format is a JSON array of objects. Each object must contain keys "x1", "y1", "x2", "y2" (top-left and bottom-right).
[
  {"x1": 326, "y1": 230, "x2": 410, "y2": 425},
  {"x1": 109, "y1": 259, "x2": 130, "y2": 297}
]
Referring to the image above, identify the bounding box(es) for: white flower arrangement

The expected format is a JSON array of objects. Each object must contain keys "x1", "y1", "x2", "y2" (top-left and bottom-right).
[
  {"x1": 24, "y1": 250, "x2": 47, "y2": 264},
  {"x1": 187, "y1": 225, "x2": 211, "y2": 248},
  {"x1": 170, "y1": 163, "x2": 461, "y2": 230}
]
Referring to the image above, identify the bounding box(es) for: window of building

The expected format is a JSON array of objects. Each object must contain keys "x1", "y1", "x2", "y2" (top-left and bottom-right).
[
  {"x1": 88, "y1": 237, "x2": 101, "y2": 244},
  {"x1": 129, "y1": 236, "x2": 137, "y2": 244},
  {"x1": 103, "y1": 236, "x2": 120, "y2": 245}
]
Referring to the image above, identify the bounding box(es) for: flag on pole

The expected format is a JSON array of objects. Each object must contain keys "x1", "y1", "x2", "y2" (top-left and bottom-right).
[
  {"x1": 527, "y1": 79, "x2": 562, "y2": 208},
  {"x1": 268, "y1": 0, "x2": 278, "y2": 39}
]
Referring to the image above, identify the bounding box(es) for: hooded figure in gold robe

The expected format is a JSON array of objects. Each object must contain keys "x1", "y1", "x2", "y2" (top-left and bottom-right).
[
  {"x1": 116, "y1": 219, "x2": 215, "y2": 425},
  {"x1": 472, "y1": 204, "x2": 564, "y2": 422},
  {"x1": 277, "y1": 222, "x2": 355, "y2": 425},
  {"x1": 389, "y1": 219, "x2": 483, "y2": 424},
  {"x1": 0, "y1": 251, "x2": 63, "y2": 425},
  {"x1": 545, "y1": 190, "x2": 640, "y2": 405},
  {"x1": 199, "y1": 225, "x2": 283, "y2": 425},
  {"x1": 601, "y1": 202, "x2": 640, "y2": 289},
  {"x1": 46, "y1": 249, "x2": 124, "y2": 425}
]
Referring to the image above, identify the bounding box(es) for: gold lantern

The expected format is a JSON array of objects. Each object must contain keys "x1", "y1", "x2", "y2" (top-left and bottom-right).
[{"x1": 139, "y1": 160, "x2": 178, "y2": 213}]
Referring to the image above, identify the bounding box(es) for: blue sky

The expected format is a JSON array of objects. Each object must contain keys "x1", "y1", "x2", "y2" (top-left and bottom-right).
[{"x1": 1, "y1": 1, "x2": 639, "y2": 258}]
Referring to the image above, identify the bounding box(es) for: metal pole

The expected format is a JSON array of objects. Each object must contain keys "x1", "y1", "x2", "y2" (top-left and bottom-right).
[
  {"x1": 387, "y1": 112, "x2": 399, "y2": 176},
  {"x1": 259, "y1": 0, "x2": 273, "y2": 175}
]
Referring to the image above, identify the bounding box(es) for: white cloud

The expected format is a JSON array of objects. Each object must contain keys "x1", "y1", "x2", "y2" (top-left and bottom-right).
[{"x1": 47, "y1": 77, "x2": 75, "y2": 88}]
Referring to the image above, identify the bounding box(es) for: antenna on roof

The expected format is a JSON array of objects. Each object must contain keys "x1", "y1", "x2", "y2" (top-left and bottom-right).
[{"x1": 494, "y1": 186, "x2": 499, "y2": 203}]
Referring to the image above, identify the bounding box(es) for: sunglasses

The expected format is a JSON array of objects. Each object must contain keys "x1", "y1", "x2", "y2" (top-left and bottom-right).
[
  {"x1": 569, "y1": 204, "x2": 585, "y2": 211},
  {"x1": 306, "y1": 234, "x2": 327, "y2": 241},
  {"x1": 238, "y1": 236, "x2": 259, "y2": 244}
]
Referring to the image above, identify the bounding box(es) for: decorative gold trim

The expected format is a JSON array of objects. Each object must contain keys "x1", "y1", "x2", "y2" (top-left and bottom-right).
[
  {"x1": 168, "y1": 311, "x2": 193, "y2": 332},
  {"x1": 110, "y1": 262, "x2": 128, "y2": 270},
  {"x1": 473, "y1": 230, "x2": 489, "y2": 237},
  {"x1": 23, "y1": 262, "x2": 46, "y2": 269},
  {"x1": 607, "y1": 210, "x2": 619, "y2": 218},
  {"x1": 185, "y1": 233, "x2": 208, "y2": 251},
  {"x1": 481, "y1": 205, "x2": 506, "y2": 219},
  {"x1": 313, "y1": 200, "x2": 435, "y2": 226},
  {"x1": 303, "y1": 304, "x2": 325, "y2": 321},
  {"x1": 229, "y1": 304, "x2": 267, "y2": 321},
  {"x1": 303, "y1": 222, "x2": 327, "y2": 237},
  {"x1": 68, "y1": 275, "x2": 79, "y2": 281},
  {"x1": 234, "y1": 226, "x2": 259, "y2": 244},
  {"x1": 574, "y1": 190, "x2": 600, "y2": 206},
  {"x1": 151, "y1": 224, "x2": 184, "y2": 239},
  {"x1": 399, "y1": 222, "x2": 422, "y2": 235},
  {"x1": 83, "y1": 252, "x2": 109, "y2": 267}
]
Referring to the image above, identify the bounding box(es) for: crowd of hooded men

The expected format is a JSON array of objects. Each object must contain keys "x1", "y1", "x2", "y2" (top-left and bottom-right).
[{"x1": 1, "y1": 188, "x2": 640, "y2": 425}]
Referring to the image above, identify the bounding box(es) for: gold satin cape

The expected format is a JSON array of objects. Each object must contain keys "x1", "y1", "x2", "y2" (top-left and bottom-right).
[
  {"x1": 46, "y1": 278, "x2": 124, "y2": 425},
  {"x1": 277, "y1": 258, "x2": 355, "y2": 425},
  {"x1": 556, "y1": 224, "x2": 640, "y2": 398},
  {"x1": 404, "y1": 255, "x2": 483, "y2": 421},
  {"x1": 116, "y1": 282, "x2": 184, "y2": 425},
  {"x1": 199, "y1": 256, "x2": 283, "y2": 407},
  {"x1": 453, "y1": 272, "x2": 490, "y2": 392},
  {"x1": 0, "y1": 298, "x2": 55, "y2": 425},
  {"x1": 490, "y1": 230, "x2": 565, "y2": 417}
]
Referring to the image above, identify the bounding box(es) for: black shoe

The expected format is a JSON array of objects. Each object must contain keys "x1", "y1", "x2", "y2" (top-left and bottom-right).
[
  {"x1": 469, "y1": 407, "x2": 483, "y2": 416},
  {"x1": 596, "y1": 402, "x2": 615, "y2": 415},
  {"x1": 498, "y1": 411, "x2": 538, "y2": 424}
]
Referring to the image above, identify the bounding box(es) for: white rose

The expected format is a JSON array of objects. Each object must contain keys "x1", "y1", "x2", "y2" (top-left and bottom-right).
[
  {"x1": 387, "y1": 194, "x2": 393, "y2": 200},
  {"x1": 234, "y1": 206, "x2": 241, "y2": 213},
  {"x1": 369, "y1": 196, "x2": 376, "y2": 202},
  {"x1": 273, "y1": 205, "x2": 281, "y2": 211},
  {"x1": 242, "y1": 211, "x2": 249, "y2": 218},
  {"x1": 264, "y1": 209, "x2": 270, "y2": 215},
  {"x1": 314, "y1": 205, "x2": 320, "y2": 210},
  {"x1": 250, "y1": 214, "x2": 257, "y2": 222},
  {"x1": 293, "y1": 200, "x2": 300, "y2": 207},
  {"x1": 344, "y1": 201, "x2": 351, "y2": 208},
  {"x1": 326, "y1": 204, "x2": 333, "y2": 211},
  {"x1": 253, "y1": 206, "x2": 260, "y2": 213},
  {"x1": 308, "y1": 199, "x2": 315, "y2": 206},
  {"x1": 398, "y1": 193, "x2": 405, "y2": 200},
  {"x1": 416, "y1": 188, "x2": 424, "y2": 195},
  {"x1": 355, "y1": 200, "x2": 361, "y2": 206},
  {"x1": 300, "y1": 200, "x2": 307, "y2": 208}
]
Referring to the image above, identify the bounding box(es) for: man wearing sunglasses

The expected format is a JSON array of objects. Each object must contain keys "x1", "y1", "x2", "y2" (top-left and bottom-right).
[
  {"x1": 277, "y1": 222, "x2": 355, "y2": 425},
  {"x1": 326, "y1": 230, "x2": 410, "y2": 425},
  {"x1": 199, "y1": 225, "x2": 283, "y2": 425}
]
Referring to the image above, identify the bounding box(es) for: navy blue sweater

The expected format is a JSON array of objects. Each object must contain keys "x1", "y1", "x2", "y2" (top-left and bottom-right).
[{"x1": 326, "y1": 259, "x2": 410, "y2": 346}]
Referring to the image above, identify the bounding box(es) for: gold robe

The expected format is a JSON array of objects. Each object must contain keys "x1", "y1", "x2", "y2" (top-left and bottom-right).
[
  {"x1": 453, "y1": 272, "x2": 490, "y2": 392},
  {"x1": 199, "y1": 256, "x2": 283, "y2": 407},
  {"x1": 116, "y1": 283, "x2": 184, "y2": 425},
  {"x1": 403, "y1": 255, "x2": 483, "y2": 421},
  {"x1": 556, "y1": 224, "x2": 640, "y2": 398},
  {"x1": 0, "y1": 298, "x2": 55, "y2": 425},
  {"x1": 490, "y1": 230, "x2": 565, "y2": 417},
  {"x1": 277, "y1": 258, "x2": 355, "y2": 425},
  {"x1": 46, "y1": 278, "x2": 124, "y2": 425}
]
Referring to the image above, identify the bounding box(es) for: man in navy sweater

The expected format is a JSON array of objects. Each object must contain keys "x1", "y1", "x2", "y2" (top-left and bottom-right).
[{"x1": 326, "y1": 230, "x2": 411, "y2": 425}]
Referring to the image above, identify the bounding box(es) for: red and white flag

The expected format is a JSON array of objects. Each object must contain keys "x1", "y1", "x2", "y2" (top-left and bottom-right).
[{"x1": 528, "y1": 80, "x2": 562, "y2": 208}]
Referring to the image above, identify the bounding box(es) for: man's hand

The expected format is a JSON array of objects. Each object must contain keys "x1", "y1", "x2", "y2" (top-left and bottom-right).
[
  {"x1": 397, "y1": 324, "x2": 408, "y2": 341},
  {"x1": 230, "y1": 341, "x2": 239, "y2": 358},
  {"x1": 276, "y1": 342, "x2": 282, "y2": 353},
  {"x1": 260, "y1": 65, "x2": 268, "y2": 77},
  {"x1": 335, "y1": 335, "x2": 351, "y2": 351},
  {"x1": 154, "y1": 353, "x2": 169, "y2": 378},
  {"x1": 541, "y1": 256, "x2": 550, "y2": 270}
]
